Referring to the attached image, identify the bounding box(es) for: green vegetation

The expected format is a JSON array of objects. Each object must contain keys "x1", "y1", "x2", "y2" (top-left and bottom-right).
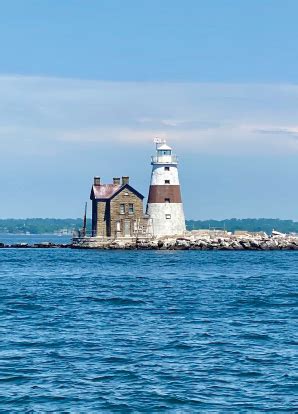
[
  {"x1": 0, "y1": 218, "x2": 297, "y2": 235},
  {"x1": 0, "y1": 218, "x2": 91, "y2": 235},
  {"x1": 186, "y1": 219, "x2": 298, "y2": 234}
]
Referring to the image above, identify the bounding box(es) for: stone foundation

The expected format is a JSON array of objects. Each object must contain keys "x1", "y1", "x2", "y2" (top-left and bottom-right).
[{"x1": 71, "y1": 233, "x2": 298, "y2": 250}]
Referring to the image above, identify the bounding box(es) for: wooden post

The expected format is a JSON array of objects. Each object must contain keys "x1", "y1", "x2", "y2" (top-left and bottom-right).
[{"x1": 82, "y1": 202, "x2": 87, "y2": 237}]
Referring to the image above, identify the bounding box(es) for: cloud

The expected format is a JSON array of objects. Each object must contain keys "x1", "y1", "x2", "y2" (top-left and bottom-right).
[
  {"x1": 1, "y1": 75, "x2": 298, "y2": 219},
  {"x1": 254, "y1": 127, "x2": 298, "y2": 136},
  {"x1": 1, "y1": 75, "x2": 298, "y2": 156}
]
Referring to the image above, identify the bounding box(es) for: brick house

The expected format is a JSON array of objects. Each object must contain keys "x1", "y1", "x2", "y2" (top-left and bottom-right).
[{"x1": 90, "y1": 176, "x2": 149, "y2": 238}]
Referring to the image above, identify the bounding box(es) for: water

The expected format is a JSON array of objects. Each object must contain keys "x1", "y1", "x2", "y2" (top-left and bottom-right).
[
  {"x1": 0, "y1": 249, "x2": 297, "y2": 412},
  {"x1": 0, "y1": 234, "x2": 71, "y2": 245}
]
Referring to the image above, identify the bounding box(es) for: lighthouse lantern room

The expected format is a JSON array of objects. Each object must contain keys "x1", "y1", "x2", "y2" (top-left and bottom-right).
[{"x1": 146, "y1": 139, "x2": 186, "y2": 237}]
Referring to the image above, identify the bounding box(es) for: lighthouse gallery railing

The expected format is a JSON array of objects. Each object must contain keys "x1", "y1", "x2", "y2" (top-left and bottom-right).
[{"x1": 151, "y1": 155, "x2": 178, "y2": 164}]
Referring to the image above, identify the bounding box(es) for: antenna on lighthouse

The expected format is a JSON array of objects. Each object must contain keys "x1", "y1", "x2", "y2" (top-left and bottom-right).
[{"x1": 154, "y1": 137, "x2": 166, "y2": 149}]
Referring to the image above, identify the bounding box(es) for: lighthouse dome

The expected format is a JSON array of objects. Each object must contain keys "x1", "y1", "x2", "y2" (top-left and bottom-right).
[{"x1": 157, "y1": 144, "x2": 172, "y2": 151}]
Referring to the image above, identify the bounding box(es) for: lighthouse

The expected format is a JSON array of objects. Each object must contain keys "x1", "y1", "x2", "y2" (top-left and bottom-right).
[{"x1": 146, "y1": 139, "x2": 186, "y2": 237}]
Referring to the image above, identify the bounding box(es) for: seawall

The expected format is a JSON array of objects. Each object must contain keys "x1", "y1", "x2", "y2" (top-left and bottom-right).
[
  {"x1": 72, "y1": 233, "x2": 298, "y2": 250},
  {"x1": 1, "y1": 234, "x2": 298, "y2": 250}
]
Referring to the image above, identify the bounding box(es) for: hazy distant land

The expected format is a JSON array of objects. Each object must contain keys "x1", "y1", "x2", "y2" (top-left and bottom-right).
[{"x1": 0, "y1": 218, "x2": 298, "y2": 235}]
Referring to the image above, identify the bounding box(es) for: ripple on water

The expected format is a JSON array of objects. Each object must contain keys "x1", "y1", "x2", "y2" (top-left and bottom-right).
[{"x1": 0, "y1": 249, "x2": 297, "y2": 412}]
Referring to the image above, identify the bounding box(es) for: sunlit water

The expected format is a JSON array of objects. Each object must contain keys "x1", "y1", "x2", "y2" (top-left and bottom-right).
[{"x1": 0, "y1": 246, "x2": 297, "y2": 412}]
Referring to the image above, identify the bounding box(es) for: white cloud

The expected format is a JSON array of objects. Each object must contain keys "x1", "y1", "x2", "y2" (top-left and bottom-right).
[
  {"x1": 1, "y1": 75, "x2": 298, "y2": 219},
  {"x1": 1, "y1": 75, "x2": 298, "y2": 156}
]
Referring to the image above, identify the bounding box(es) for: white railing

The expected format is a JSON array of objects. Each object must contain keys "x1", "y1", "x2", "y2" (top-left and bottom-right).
[{"x1": 151, "y1": 155, "x2": 178, "y2": 164}]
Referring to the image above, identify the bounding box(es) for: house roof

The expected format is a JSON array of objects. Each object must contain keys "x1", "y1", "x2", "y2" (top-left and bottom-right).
[
  {"x1": 90, "y1": 183, "x2": 144, "y2": 201},
  {"x1": 91, "y1": 184, "x2": 121, "y2": 199}
]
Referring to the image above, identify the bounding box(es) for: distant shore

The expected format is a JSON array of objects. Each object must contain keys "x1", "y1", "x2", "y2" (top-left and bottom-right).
[{"x1": 1, "y1": 218, "x2": 298, "y2": 235}]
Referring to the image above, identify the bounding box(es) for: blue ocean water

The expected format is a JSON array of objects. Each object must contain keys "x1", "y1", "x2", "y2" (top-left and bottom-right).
[
  {"x1": 0, "y1": 234, "x2": 71, "y2": 245},
  {"x1": 0, "y1": 248, "x2": 297, "y2": 413}
]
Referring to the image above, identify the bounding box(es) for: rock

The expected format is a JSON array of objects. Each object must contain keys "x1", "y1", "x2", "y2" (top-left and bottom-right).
[
  {"x1": 175, "y1": 239, "x2": 190, "y2": 248},
  {"x1": 240, "y1": 241, "x2": 251, "y2": 250},
  {"x1": 190, "y1": 244, "x2": 202, "y2": 250},
  {"x1": 10, "y1": 243, "x2": 29, "y2": 248},
  {"x1": 219, "y1": 242, "x2": 233, "y2": 250},
  {"x1": 69, "y1": 233, "x2": 298, "y2": 250},
  {"x1": 250, "y1": 240, "x2": 261, "y2": 249},
  {"x1": 231, "y1": 241, "x2": 243, "y2": 250},
  {"x1": 33, "y1": 242, "x2": 54, "y2": 248}
]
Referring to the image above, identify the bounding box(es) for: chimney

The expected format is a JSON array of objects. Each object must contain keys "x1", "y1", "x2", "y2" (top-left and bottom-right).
[
  {"x1": 122, "y1": 176, "x2": 129, "y2": 185},
  {"x1": 113, "y1": 177, "x2": 121, "y2": 186},
  {"x1": 94, "y1": 176, "x2": 101, "y2": 186}
]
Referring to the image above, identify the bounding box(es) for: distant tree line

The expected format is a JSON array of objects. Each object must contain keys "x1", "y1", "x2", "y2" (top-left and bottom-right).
[
  {"x1": 186, "y1": 218, "x2": 298, "y2": 234},
  {"x1": 0, "y1": 218, "x2": 298, "y2": 234},
  {"x1": 0, "y1": 218, "x2": 91, "y2": 234}
]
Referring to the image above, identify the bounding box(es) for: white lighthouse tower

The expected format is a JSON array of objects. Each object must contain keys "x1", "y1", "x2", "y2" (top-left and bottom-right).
[{"x1": 146, "y1": 139, "x2": 186, "y2": 237}]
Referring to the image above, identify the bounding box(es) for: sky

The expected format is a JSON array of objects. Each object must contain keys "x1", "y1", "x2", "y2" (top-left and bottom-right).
[{"x1": 1, "y1": 0, "x2": 298, "y2": 220}]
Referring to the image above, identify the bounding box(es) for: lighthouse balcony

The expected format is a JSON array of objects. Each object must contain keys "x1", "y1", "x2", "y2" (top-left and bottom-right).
[{"x1": 151, "y1": 155, "x2": 178, "y2": 164}]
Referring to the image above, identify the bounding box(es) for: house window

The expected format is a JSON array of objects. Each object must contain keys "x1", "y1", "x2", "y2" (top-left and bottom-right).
[
  {"x1": 120, "y1": 204, "x2": 125, "y2": 214},
  {"x1": 165, "y1": 214, "x2": 171, "y2": 219},
  {"x1": 164, "y1": 166, "x2": 170, "y2": 171},
  {"x1": 165, "y1": 180, "x2": 170, "y2": 184},
  {"x1": 165, "y1": 198, "x2": 170, "y2": 203},
  {"x1": 116, "y1": 221, "x2": 121, "y2": 231},
  {"x1": 128, "y1": 203, "x2": 134, "y2": 213}
]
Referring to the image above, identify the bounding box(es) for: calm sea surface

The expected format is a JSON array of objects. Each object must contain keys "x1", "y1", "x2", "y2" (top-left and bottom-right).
[{"x1": 0, "y1": 239, "x2": 297, "y2": 412}]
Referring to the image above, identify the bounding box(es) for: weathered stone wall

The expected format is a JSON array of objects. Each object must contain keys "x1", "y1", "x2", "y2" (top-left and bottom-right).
[
  {"x1": 110, "y1": 189, "x2": 144, "y2": 237},
  {"x1": 92, "y1": 200, "x2": 97, "y2": 236},
  {"x1": 96, "y1": 201, "x2": 109, "y2": 237}
]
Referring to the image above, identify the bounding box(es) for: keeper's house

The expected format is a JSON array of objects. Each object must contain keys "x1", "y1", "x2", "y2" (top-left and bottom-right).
[{"x1": 90, "y1": 176, "x2": 149, "y2": 238}]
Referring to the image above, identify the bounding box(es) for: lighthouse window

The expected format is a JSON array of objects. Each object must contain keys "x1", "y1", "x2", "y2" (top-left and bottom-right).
[
  {"x1": 165, "y1": 214, "x2": 171, "y2": 220},
  {"x1": 158, "y1": 150, "x2": 171, "y2": 156},
  {"x1": 164, "y1": 167, "x2": 170, "y2": 171},
  {"x1": 165, "y1": 180, "x2": 170, "y2": 184},
  {"x1": 128, "y1": 203, "x2": 134, "y2": 213},
  {"x1": 120, "y1": 204, "x2": 125, "y2": 214}
]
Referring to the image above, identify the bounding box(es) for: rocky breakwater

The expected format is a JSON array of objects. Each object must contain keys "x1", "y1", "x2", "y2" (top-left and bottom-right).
[
  {"x1": 72, "y1": 233, "x2": 298, "y2": 250},
  {"x1": 0, "y1": 242, "x2": 71, "y2": 249},
  {"x1": 155, "y1": 234, "x2": 298, "y2": 250}
]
